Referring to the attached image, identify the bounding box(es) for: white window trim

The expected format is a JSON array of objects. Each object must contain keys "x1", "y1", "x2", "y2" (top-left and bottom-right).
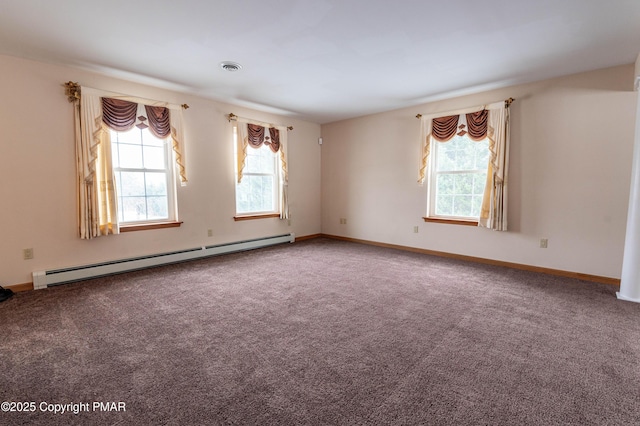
[
  {"x1": 111, "y1": 128, "x2": 178, "y2": 226},
  {"x1": 425, "y1": 134, "x2": 489, "y2": 222},
  {"x1": 233, "y1": 125, "x2": 281, "y2": 217}
]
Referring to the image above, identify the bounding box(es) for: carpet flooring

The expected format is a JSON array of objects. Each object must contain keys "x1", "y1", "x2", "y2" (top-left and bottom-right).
[{"x1": 1, "y1": 237, "x2": 639, "y2": 425}]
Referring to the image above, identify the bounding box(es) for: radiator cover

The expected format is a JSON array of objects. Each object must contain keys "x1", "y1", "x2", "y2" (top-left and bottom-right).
[{"x1": 32, "y1": 233, "x2": 295, "y2": 289}]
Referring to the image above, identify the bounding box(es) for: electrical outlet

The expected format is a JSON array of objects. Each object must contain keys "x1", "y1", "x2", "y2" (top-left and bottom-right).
[
  {"x1": 413, "y1": 226, "x2": 419, "y2": 233},
  {"x1": 23, "y1": 248, "x2": 34, "y2": 260},
  {"x1": 207, "y1": 229, "x2": 213, "y2": 237},
  {"x1": 340, "y1": 218, "x2": 347, "y2": 225},
  {"x1": 540, "y1": 238, "x2": 548, "y2": 248}
]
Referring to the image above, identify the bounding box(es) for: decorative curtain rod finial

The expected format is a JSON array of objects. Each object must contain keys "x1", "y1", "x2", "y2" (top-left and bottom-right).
[
  {"x1": 505, "y1": 97, "x2": 515, "y2": 107},
  {"x1": 287, "y1": 126, "x2": 293, "y2": 131},
  {"x1": 227, "y1": 113, "x2": 237, "y2": 122},
  {"x1": 64, "y1": 81, "x2": 81, "y2": 103},
  {"x1": 181, "y1": 104, "x2": 189, "y2": 110},
  {"x1": 416, "y1": 114, "x2": 422, "y2": 119}
]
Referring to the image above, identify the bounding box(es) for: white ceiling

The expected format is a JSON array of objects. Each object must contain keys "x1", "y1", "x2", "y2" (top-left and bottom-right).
[{"x1": 1, "y1": 0, "x2": 639, "y2": 123}]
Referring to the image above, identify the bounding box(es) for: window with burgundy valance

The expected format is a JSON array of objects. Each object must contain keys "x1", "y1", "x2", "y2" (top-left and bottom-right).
[
  {"x1": 232, "y1": 118, "x2": 289, "y2": 220},
  {"x1": 418, "y1": 100, "x2": 511, "y2": 230},
  {"x1": 66, "y1": 83, "x2": 188, "y2": 239},
  {"x1": 101, "y1": 97, "x2": 178, "y2": 226}
]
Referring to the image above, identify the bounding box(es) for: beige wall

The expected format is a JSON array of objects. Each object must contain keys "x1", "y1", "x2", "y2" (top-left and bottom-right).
[
  {"x1": 1, "y1": 55, "x2": 635, "y2": 287},
  {"x1": 0, "y1": 55, "x2": 322, "y2": 286},
  {"x1": 321, "y1": 65, "x2": 637, "y2": 279}
]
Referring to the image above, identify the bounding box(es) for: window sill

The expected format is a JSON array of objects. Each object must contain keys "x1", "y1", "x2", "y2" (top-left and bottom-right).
[
  {"x1": 234, "y1": 213, "x2": 280, "y2": 221},
  {"x1": 119, "y1": 221, "x2": 183, "y2": 233},
  {"x1": 423, "y1": 217, "x2": 478, "y2": 227}
]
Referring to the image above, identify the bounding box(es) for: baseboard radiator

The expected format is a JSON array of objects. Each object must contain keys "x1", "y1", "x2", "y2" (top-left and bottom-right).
[{"x1": 32, "y1": 233, "x2": 295, "y2": 290}]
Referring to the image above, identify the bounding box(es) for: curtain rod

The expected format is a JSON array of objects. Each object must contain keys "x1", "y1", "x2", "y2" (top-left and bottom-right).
[
  {"x1": 227, "y1": 113, "x2": 293, "y2": 131},
  {"x1": 63, "y1": 81, "x2": 189, "y2": 109},
  {"x1": 415, "y1": 97, "x2": 514, "y2": 119}
]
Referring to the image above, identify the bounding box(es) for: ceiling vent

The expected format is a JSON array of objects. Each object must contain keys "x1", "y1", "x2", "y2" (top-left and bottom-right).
[{"x1": 220, "y1": 61, "x2": 243, "y2": 72}]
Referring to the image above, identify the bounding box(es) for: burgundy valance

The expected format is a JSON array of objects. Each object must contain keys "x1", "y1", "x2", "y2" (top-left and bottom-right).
[
  {"x1": 101, "y1": 98, "x2": 137, "y2": 131},
  {"x1": 466, "y1": 110, "x2": 488, "y2": 141},
  {"x1": 268, "y1": 127, "x2": 280, "y2": 153},
  {"x1": 432, "y1": 115, "x2": 459, "y2": 142},
  {"x1": 144, "y1": 105, "x2": 171, "y2": 139},
  {"x1": 101, "y1": 98, "x2": 171, "y2": 138},
  {"x1": 247, "y1": 124, "x2": 265, "y2": 148},
  {"x1": 432, "y1": 110, "x2": 488, "y2": 142},
  {"x1": 246, "y1": 123, "x2": 280, "y2": 153}
]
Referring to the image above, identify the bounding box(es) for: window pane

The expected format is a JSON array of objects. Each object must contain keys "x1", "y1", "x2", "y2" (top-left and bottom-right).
[
  {"x1": 116, "y1": 128, "x2": 142, "y2": 145},
  {"x1": 474, "y1": 142, "x2": 490, "y2": 169},
  {"x1": 143, "y1": 146, "x2": 166, "y2": 169},
  {"x1": 454, "y1": 173, "x2": 473, "y2": 195},
  {"x1": 431, "y1": 132, "x2": 489, "y2": 219},
  {"x1": 453, "y1": 195, "x2": 473, "y2": 217},
  {"x1": 147, "y1": 196, "x2": 168, "y2": 219},
  {"x1": 244, "y1": 146, "x2": 275, "y2": 174},
  {"x1": 473, "y1": 173, "x2": 487, "y2": 194},
  {"x1": 118, "y1": 143, "x2": 144, "y2": 168},
  {"x1": 111, "y1": 127, "x2": 175, "y2": 224},
  {"x1": 471, "y1": 195, "x2": 483, "y2": 217},
  {"x1": 236, "y1": 175, "x2": 275, "y2": 213},
  {"x1": 435, "y1": 194, "x2": 453, "y2": 216},
  {"x1": 435, "y1": 142, "x2": 456, "y2": 172},
  {"x1": 434, "y1": 171, "x2": 487, "y2": 218},
  {"x1": 458, "y1": 147, "x2": 475, "y2": 170},
  {"x1": 142, "y1": 130, "x2": 165, "y2": 147},
  {"x1": 121, "y1": 196, "x2": 147, "y2": 222},
  {"x1": 436, "y1": 135, "x2": 489, "y2": 172},
  {"x1": 119, "y1": 172, "x2": 145, "y2": 196},
  {"x1": 436, "y1": 174, "x2": 455, "y2": 195},
  {"x1": 145, "y1": 172, "x2": 167, "y2": 196}
]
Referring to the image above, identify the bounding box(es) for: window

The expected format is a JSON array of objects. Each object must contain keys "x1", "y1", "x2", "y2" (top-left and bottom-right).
[
  {"x1": 419, "y1": 101, "x2": 511, "y2": 230},
  {"x1": 110, "y1": 127, "x2": 176, "y2": 224},
  {"x1": 234, "y1": 126, "x2": 280, "y2": 216},
  {"x1": 427, "y1": 133, "x2": 489, "y2": 221},
  {"x1": 69, "y1": 87, "x2": 187, "y2": 239}
]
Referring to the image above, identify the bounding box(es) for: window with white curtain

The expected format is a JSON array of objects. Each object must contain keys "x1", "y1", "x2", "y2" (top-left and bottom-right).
[
  {"x1": 110, "y1": 127, "x2": 177, "y2": 223},
  {"x1": 418, "y1": 100, "x2": 511, "y2": 231},
  {"x1": 428, "y1": 133, "x2": 489, "y2": 220},
  {"x1": 233, "y1": 126, "x2": 281, "y2": 216},
  {"x1": 67, "y1": 83, "x2": 188, "y2": 239}
]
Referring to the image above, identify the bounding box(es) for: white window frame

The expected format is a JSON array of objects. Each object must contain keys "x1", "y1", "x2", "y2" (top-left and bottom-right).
[
  {"x1": 233, "y1": 127, "x2": 281, "y2": 217},
  {"x1": 110, "y1": 127, "x2": 178, "y2": 225},
  {"x1": 426, "y1": 133, "x2": 489, "y2": 222}
]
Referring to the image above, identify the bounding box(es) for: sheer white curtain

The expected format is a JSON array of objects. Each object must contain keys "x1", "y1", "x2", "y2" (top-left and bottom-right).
[
  {"x1": 233, "y1": 117, "x2": 289, "y2": 219},
  {"x1": 417, "y1": 117, "x2": 432, "y2": 185},
  {"x1": 278, "y1": 130, "x2": 289, "y2": 220},
  {"x1": 169, "y1": 108, "x2": 188, "y2": 186},
  {"x1": 235, "y1": 121, "x2": 249, "y2": 183},
  {"x1": 75, "y1": 88, "x2": 118, "y2": 238},
  {"x1": 479, "y1": 102, "x2": 510, "y2": 231}
]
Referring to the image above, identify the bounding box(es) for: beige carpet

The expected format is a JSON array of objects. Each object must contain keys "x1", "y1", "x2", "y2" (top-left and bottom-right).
[{"x1": 1, "y1": 238, "x2": 639, "y2": 425}]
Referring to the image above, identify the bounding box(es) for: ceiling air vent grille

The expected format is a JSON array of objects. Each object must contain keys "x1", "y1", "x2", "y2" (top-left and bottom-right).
[{"x1": 220, "y1": 61, "x2": 242, "y2": 72}]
